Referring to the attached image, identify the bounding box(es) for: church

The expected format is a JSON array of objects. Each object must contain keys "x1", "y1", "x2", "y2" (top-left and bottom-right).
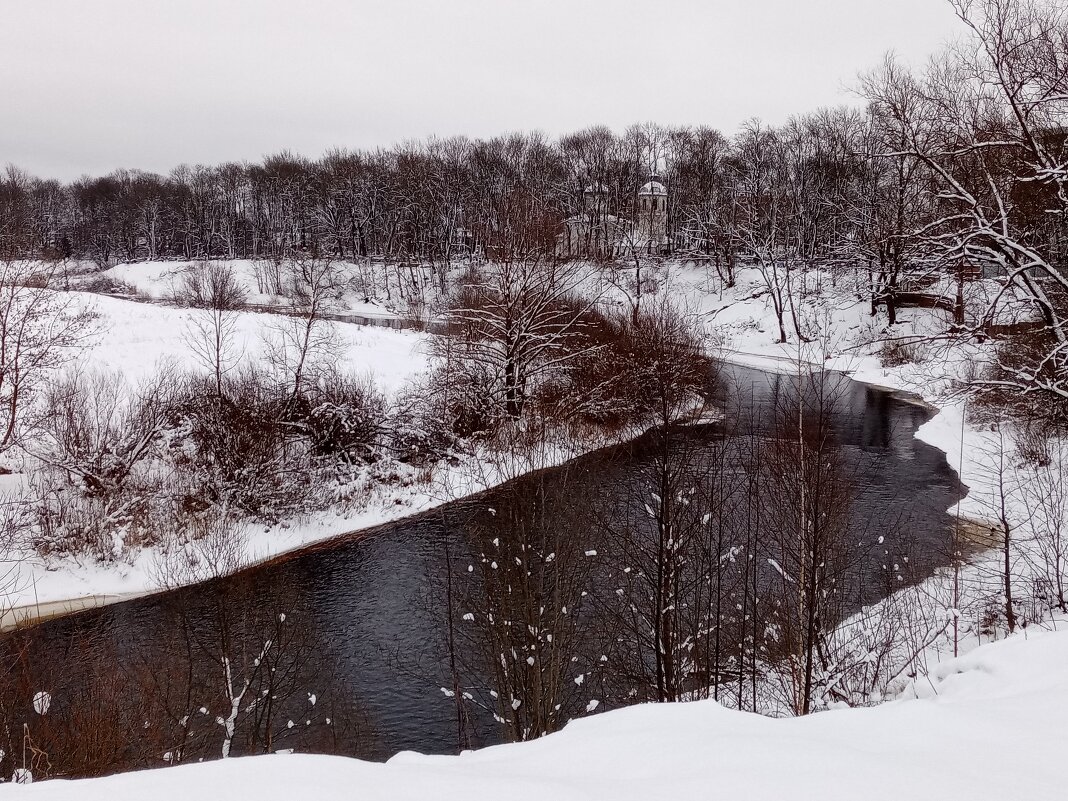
[{"x1": 557, "y1": 177, "x2": 669, "y2": 259}]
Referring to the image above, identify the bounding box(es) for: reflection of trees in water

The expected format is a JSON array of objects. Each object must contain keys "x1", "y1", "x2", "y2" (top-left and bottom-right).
[
  {"x1": 0, "y1": 578, "x2": 379, "y2": 780},
  {"x1": 440, "y1": 369, "x2": 920, "y2": 737}
]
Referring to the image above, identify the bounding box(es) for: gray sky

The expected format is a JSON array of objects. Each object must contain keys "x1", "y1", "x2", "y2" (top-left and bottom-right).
[{"x1": 1, "y1": 0, "x2": 963, "y2": 180}]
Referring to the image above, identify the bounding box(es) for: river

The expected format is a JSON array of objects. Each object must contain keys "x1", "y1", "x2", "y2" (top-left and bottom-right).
[{"x1": 1, "y1": 363, "x2": 964, "y2": 769}]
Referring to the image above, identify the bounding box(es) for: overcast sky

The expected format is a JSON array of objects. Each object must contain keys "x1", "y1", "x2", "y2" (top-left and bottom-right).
[{"x1": 1, "y1": 0, "x2": 963, "y2": 180}]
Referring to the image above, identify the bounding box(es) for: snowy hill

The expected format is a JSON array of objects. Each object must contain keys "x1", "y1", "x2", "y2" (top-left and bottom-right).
[{"x1": 7, "y1": 624, "x2": 1066, "y2": 799}]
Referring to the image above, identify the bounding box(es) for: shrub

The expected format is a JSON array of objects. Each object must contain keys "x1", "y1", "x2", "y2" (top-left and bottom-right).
[
  {"x1": 386, "y1": 368, "x2": 488, "y2": 465},
  {"x1": 168, "y1": 369, "x2": 292, "y2": 516},
  {"x1": 878, "y1": 338, "x2": 923, "y2": 368},
  {"x1": 173, "y1": 261, "x2": 248, "y2": 310},
  {"x1": 294, "y1": 372, "x2": 386, "y2": 463},
  {"x1": 80, "y1": 274, "x2": 136, "y2": 295},
  {"x1": 533, "y1": 303, "x2": 714, "y2": 433},
  {"x1": 31, "y1": 369, "x2": 172, "y2": 559}
]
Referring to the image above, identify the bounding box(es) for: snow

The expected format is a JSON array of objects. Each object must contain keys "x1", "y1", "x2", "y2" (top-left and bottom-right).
[
  {"x1": 5, "y1": 622, "x2": 1065, "y2": 798},
  {"x1": 31, "y1": 691, "x2": 50, "y2": 716},
  {"x1": 95, "y1": 259, "x2": 403, "y2": 321},
  {"x1": 76, "y1": 291, "x2": 426, "y2": 394}
]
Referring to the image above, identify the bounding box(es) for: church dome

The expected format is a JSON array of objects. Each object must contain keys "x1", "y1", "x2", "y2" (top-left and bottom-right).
[{"x1": 638, "y1": 180, "x2": 667, "y2": 196}]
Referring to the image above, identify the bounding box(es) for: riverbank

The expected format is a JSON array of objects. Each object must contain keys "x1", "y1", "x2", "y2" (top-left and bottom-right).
[
  {"x1": 0, "y1": 357, "x2": 692, "y2": 631},
  {"x1": 0, "y1": 437, "x2": 620, "y2": 631},
  {"x1": 695, "y1": 262, "x2": 1060, "y2": 669}
]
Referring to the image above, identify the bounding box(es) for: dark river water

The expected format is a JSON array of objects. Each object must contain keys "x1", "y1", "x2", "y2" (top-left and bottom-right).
[{"x1": 5, "y1": 364, "x2": 964, "y2": 766}]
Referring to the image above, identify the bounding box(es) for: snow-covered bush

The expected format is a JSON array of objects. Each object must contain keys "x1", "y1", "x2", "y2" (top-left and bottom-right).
[
  {"x1": 293, "y1": 372, "x2": 386, "y2": 464},
  {"x1": 30, "y1": 368, "x2": 172, "y2": 559},
  {"x1": 172, "y1": 261, "x2": 248, "y2": 310}
]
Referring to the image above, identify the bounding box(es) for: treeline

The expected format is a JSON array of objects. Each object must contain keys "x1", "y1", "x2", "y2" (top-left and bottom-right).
[
  {"x1": 0, "y1": 112, "x2": 913, "y2": 276},
  {"x1": 0, "y1": 124, "x2": 783, "y2": 267}
]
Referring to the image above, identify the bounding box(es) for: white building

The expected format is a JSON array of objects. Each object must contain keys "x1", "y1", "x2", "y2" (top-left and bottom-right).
[{"x1": 556, "y1": 177, "x2": 670, "y2": 259}]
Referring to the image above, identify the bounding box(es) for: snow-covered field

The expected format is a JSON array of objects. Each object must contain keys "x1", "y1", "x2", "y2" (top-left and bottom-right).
[
  {"x1": 80, "y1": 291, "x2": 427, "y2": 392},
  {"x1": 7, "y1": 619, "x2": 1065, "y2": 799},
  {"x1": 94, "y1": 258, "x2": 404, "y2": 320}
]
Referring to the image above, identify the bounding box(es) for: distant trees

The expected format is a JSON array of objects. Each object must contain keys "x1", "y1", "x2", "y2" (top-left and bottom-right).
[
  {"x1": 0, "y1": 120, "x2": 865, "y2": 279},
  {"x1": 0, "y1": 4, "x2": 1061, "y2": 411}
]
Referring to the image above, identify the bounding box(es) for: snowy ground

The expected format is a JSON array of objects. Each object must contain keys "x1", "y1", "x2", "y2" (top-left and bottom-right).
[
  {"x1": 7, "y1": 619, "x2": 1066, "y2": 798},
  {"x1": 78, "y1": 291, "x2": 426, "y2": 392},
  {"x1": 92, "y1": 258, "x2": 405, "y2": 320}
]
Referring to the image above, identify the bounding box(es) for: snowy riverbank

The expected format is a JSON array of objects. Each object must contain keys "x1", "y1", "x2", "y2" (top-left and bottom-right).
[{"x1": 690, "y1": 261, "x2": 1060, "y2": 673}]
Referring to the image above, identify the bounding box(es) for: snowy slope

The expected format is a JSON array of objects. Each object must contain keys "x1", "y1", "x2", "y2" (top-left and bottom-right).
[
  {"x1": 7, "y1": 623, "x2": 1066, "y2": 799},
  {"x1": 77, "y1": 291, "x2": 428, "y2": 393},
  {"x1": 96, "y1": 259, "x2": 405, "y2": 320}
]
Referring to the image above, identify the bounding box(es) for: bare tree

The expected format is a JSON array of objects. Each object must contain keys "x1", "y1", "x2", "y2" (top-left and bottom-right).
[
  {"x1": 0, "y1": 261, "x2": 95, "y2": 458},
  {"x1": 450, "y1": 466, "x2": 600, "y2": 742},
  {"x1": 862, "y1": 0, "x2": 1068, "y2": 406},
  {"x1": 728, "y1": 121, "x2": 803, "y2": 343},
  {"x1": 442, "y1": 261, "x2": 601, "y2": 420},
  {"x1": 760, "y1": 366, "x2": 861, "y2": 715},
  {"x1": 179, "y1": 262, "x2": 248, "y2": 399},
  {"x1": 1018, "y1": 435, "x2": 1068, "y2": 613},
  {"x1": 264, "y1": 257, "x2": 345, "y2": 408}
]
